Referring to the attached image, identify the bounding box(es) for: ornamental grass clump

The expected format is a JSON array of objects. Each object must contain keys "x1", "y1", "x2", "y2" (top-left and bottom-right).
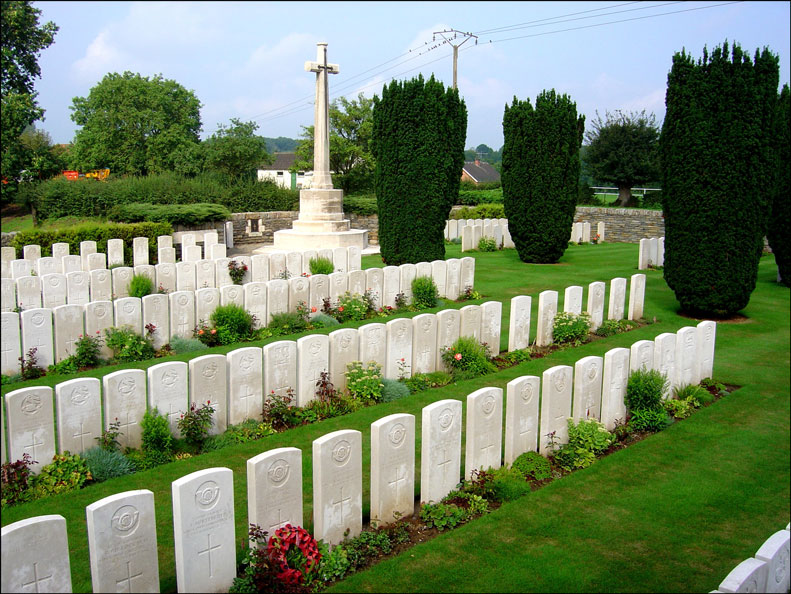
[
  {"x1": 128, "y1": 273, "x2": 154, "y2": 298},
  {"x1": 626, "y1": 368, "x2": 671, "y2": 432},
  {"x1": 309, "y1": 256, "x2": 334, "y2": 275},
  {"x1": 81, "y1": 447, "x2": 135, "y2": 483}
]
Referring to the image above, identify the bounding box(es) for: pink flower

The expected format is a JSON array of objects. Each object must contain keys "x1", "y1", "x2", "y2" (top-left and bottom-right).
[
  {"x1": 210, "y1": 329, "x2": 217, "y2": 334},
  {"x1": 454, "y1": 353, "x2": 462, "y2": 361},
  {"x1": 311, "y1": 306, "x2": 317, "y2": 313}
]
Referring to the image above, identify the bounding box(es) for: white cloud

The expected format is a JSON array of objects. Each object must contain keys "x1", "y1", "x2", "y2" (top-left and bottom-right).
[
  {"x1": 71, "y1": 31, "x2": 132, "y2": 83},
  {"x1": 620, "y1": 88, "x2": 666, "y2": 116}
]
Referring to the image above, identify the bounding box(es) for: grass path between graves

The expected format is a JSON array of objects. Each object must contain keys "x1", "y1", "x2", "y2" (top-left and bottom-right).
[{"x1": 2, "y1": 244, "x2": 789, "y2": 593}]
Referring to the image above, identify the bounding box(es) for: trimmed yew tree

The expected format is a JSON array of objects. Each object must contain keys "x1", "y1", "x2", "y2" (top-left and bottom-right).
[
  {"x1": 502, "y1": 90, "x2": 584, "y2": 263},
  {"x1": 371, "y1": 75, "x2": 466, "y2": 265},
  {"x1": 660, "y1": 41, "x2": 780, "y2": 314},
  {"x1": 768, "y1": 84, "x2": 790, "y2": 286}
]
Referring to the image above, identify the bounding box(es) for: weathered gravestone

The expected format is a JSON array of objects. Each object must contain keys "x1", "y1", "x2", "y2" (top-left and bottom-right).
[
  {"x1": 329, "y1": 271, "x2": 347, "y2": 304},
  {"x1": 40, "y1": 273, "x2": 69, "y2": 310},
  {"x1": 313, "y1": 430, "x2": 363, "y2": 546},
  {"x1": 266, "y1": 279, "x2": 289, "y2": 324},
  {"x1": 1, "y1": 277, "x2": 16, "y2": 311},
  {"x1": 504, "y1": 375, "x2": 540, "y2": 464},
  {"x1": 220, "y1": 284, "x2": 244, "y2": 308},
  {"x1": 382, "y1": 266, "x2": 400, "y2": 308},
  {"x1": 247, "y1": 447, "x2": 303, "y2": 543},
  {"x1": 24, "y1": 245, "x2": 42, "y2": 261},
  {"x1": 358, "y1": 323, "x2": 387, "y2": 370},
  {"x1": 309, "y1": 274, "x2": 330, "y2": 313},
  {"x1": 297, "y1": 334, "x2": 329, "y2": 407},
  {"x1": 371, "y1": 413, "x2": 415, "y2": 526},
  {"x1": 6, "y1": 386, "x2": 56, "y2": 474},
  {"x1": 16, "y1": 275, "x2": 42, "y2": 310},
  {"x1": 172, "y1": 467, "x2": 236, "y2": 593},
  {"x1": 55, "y1": 377, "x2": 102, "y2": 455},
  {"x1": 133, "y1": 237, "x2": 149, "y2": 267},
  {"x1": 289, "y1": 276, "x2": 310, "y2": 313},
  {"x1": 196, "y1": 259, "x2": 216, "y2": 289},
  {"x1": 435, "y1": 309, "x2": 460, "y2": 371},
  {"x1": 53, "y1": 303, "x2": 84, "y2": 362},
  {"x1": 80, "y1": 241, "x2": 97, "y2": 272},
  {"x1": 107, "y1": 238, "x2": 125, "y2": 267},
  {"x1": 195, "y1": 287, "x2": 220, "y2": 326},
  {"x1": 85, "y1": 301, "x2": 114, "y2": 359},
  {"x1": 465, "y1": 387, "x2": 503, "y2": 479},
  {"x1": 385, "y1": 317, "x2": 412, "y2": 380},
  {"x1": 111, "y1": 267, "x2": 133, "y2": 299},
  {"x1": 535, "y1": 290, "x2": 558, "y2": 347},
  {"x1": 347, "y1": 269, "x2": 366, "y2": 298},
  {"x1": 158, "y1": 246, "x2": 176, "y2": 265},
  {"x1": 114, "y1": 296, "x2": 143, "y2": 334},
  {"x1": 189, "y1": 354, "x2": 228, "y2": 435},
  {"x1": 61, "y1": 255, "x2": 81, "y2": 275},
  {"x1": 148, "y1": 361, "x2": 189, "y2": 437},
  {"x1": 22, "y1": 308, "x2": 54, "y2": 369},
  {"x1": 365, "y1": 267, "x2": 384, "y2": 309},
  {"x1": 508, "y1": 295, "x2": 531, "y2": 352},
  {"x1": 227, "y1": 347, "x2": 263, "y2": 425},
  {"x1": 572, "y1": 355, "x2": 603, "y2": 422},
  {"x1": 1, "y1": 311, "x2": 21, "y2": 376},
  {"x1": 244, "y1": 282, "x2": 267, "y2": 329},
  {"x1": 1, "y1": 515, "x2": 72, "y2": 593},
  {"x1": 169, "y1": 291, "x2": 196, "y2": 340},
  {"x1": 66, "y1": 270, "x2": 90, "y2": 305},
  {"x1": 86, "y1": 252, "x2": 106, "y2": 272},
  {"x1": 103, "y1": 369, "x2": 147, "y2": 450},
  {"x1": 480, "y1": 301, "x2": 502, "y2": 357},
  {"x1": 142, "y1": 293, "x2": 169, "y2": 350},
  {"x1": 445, "y1": 258, "x2": 461, "y2": 300},
  {"x1": 459, "y1": 304, "x2": 482, "y2": 341},
  {"x1": 600, "y1": 347, "x2": 629, "y2": 430},
  {"x1": 89, "y1": 269, "x2": 113, "y2": 302},
  {"x1": 329, "y1": 328, "x2": 358, "y2": 393},
  {"x1": 86, "y1": 489, "x2": 159, "y2": 593},
  {"x1": 176, "y1": 261, "x2": 197, "y2": 292},
  {"x1": 421, "y1": 399, "x2": 462, "y2": 504},
  {"x1": 155, "y1": 262, "x2": 177, "y2": 294},
  {"x1": 263, "y1": 340, "x2": 297, "y2": 400},
  {"x1": 586, "y1": 281, "x2": 606, "y2": 331},
  {"x1": 538, "y1": 365, "x2": 573, "y2": 456},
  {"x1": 411, "y1": 314, "x2": 437, "y2": 375},
  {"x1": 629, "y1": 340, "x2": 655, "y2": 373},
  {"x1": 36, "y1": 256, "x2": 60, "y2": 277}
]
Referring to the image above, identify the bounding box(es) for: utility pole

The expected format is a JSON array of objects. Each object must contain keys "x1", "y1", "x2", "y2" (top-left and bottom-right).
[{"x1": 432, "y1": 29, "x2": 478, "y2": 90}]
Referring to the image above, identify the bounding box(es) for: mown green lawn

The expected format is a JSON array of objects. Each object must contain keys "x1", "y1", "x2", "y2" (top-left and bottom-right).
[{"x1": 1, "y1": 242, "x2": 788, "y2": 594}]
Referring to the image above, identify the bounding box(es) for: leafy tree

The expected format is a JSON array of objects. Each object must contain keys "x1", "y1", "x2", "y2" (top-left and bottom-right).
[
  {"x1": 295, "y1": 93, "x2": 375, "y2": 193},
  {"x1": 584, "y1": 110, "x2": 659, "y2": 206},
  {"x1": 1, "y1": 0, "x2": 58, "y2": 202},
  {"x1": 17, "y1": 126, "x2": 67, "y2": 180},
  {"x1": 502, "y1": 90, "x2": 585, "y2": 263},
  {"x1": 203, "y1": 118, "x2": 272, "y2": 181},
  {"x1": 768, "y1": 84, "x2": 790, "y2": 286},
  {"x1": 69, "y1": 71, "x2": 202, "y2": 176},
  {"x1": 372, "y1": 74, "x2": 466, "y2": 265},
  {"x1": 660, "y1": 40, "x2": 779, "y2": 315}
]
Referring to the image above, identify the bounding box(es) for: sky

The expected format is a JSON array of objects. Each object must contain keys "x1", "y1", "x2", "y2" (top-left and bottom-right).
[{"x1": 31, "y1": 1, "x2": 791, "y2": 151}]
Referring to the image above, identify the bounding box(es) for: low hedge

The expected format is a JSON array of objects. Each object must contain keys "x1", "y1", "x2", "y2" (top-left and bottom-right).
[
  {"x1": 457, "y1": 188, "x2": 504, "y2": 205},
  {"x1": 451, "y1": 203, "x2": 506, "y2": 220},
  {"x1": 19, "y1": 173, "x2": 299, "y2": 219},
  {"x1": 343, "y1": 194, "x2": 378, "y2": 216},
  {"x1": 107, "y1": 203, "x2": 231, "y2": 226},
  {"x1": 10, "y1": 221, "x2": 173, "y2": 264}
]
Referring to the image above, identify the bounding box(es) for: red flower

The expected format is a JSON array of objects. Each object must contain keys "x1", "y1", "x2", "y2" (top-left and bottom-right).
[
  {"x1": 311, "y1": 306, "x2": 317, "y2": 313},
  {"x1": 338, "y1": 306, "x2": 344, "y2": 312},
  {"x1": 198, "y1": 330, "x2": 204, "y2": 335}
]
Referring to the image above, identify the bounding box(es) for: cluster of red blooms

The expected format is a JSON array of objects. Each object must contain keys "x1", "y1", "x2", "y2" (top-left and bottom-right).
[{"x1": 266, "y1": 524, "x2": 322, "y2": 585}]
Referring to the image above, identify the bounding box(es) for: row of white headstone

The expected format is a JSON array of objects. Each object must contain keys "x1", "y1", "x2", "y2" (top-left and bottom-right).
[
  {"x1": 0, "y1": 326, "x2": 720, "y2": 593},
  {"x1": 715, "y1": 525, "x2": 790, "y2": 593},
  {"x1": 638, "y1": 237, "x2": 665, "y2": 269},
  {"x1": 0, "y1": 258, "x2": 477, "y2": 373},
  {"x1": 0, "y1": 300, "x2": 501, "y2": 465},
  {"x1": 445, "y1": 218, "x2": 606, "y2": 250},
  {"x1": 570, "y1": 221, "x2": 606, "y2": 244}
]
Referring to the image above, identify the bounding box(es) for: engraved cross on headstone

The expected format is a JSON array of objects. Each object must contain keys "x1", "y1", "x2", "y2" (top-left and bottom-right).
[
  {"x1": 22, "y1": 561, "x2": 53, "y2": 593},
  {"x1": 388, "y1": 467, "x2": 407, "y2": 501},
  {"x1": 331, "y1": 486, "x2": 352, "y2": 522},
  {"x1": 268, "y1": 508, "x2": 289, "y2": 533},
  {"x1": 116, "y1": 560, "x2": 143, "y2": 592},
  {"x1": 73, "y1": 421, "x2": 92, "y2": 451},
  {"x1": 437, "y1": 447, "x2": 453, "y2": 478},
  {"x1": 304, "y1": 42, "x2": 339, "y2": 190},
  {"x1": 198, "y1": 533, "x2": 222, "y2": 578},
  {"x1": 23, "y1": 433, "x2": 44, "y2": 460}
]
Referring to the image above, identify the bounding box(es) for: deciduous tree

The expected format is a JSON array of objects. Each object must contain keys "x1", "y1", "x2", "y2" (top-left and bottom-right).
[{"x1": 203, "y1": 118, "x2": 272, "y2": 181}]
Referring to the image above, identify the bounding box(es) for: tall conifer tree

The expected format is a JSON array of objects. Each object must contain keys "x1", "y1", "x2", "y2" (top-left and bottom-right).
[
  {"x1": 768, "y1": 84, "x2": 790, "y2": 286},
  {"x1": 502, "y1": 90, "x2": 584, "y2": 263},
  {"x1": 660, "y1": 41, "x2": 780, "y2": 314},
  {"x1": 371, "y1": 75, "x2": 466, "y2": 265}
]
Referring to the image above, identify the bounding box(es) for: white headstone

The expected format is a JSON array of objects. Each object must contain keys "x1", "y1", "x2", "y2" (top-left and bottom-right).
[
  {"x1": 597, "y1": 221, "x2": 605, "y2": 243},
  {"x1": 653, "y1": 333, "x2": 676, "y2": 399},
  {"x1": 181, "y1": 233, "x2": 196, "y2": 248},
  {"x1": 131, "y1": 237, "x2": 149, "y2": 267},
  {"x1": 399, "y1": 263, "x2": 416, "y2": 304},
  {"x1": 219, "y1": 284, "x2": 244, "y2": 308},
  {"x1": 80, "y1": 240, "x2": 97, "y2": 272},
  {"x1": 16, "y1": 275, "x2": 42, "y2": 310},
  {"x1": 348, "y1": 246, "x2": 362, "y2": 271},
  {"x1": 459, "y1": 304, "x2": 482, "y2": 341},
  {"x1": 480, "y1": 301, "x2": 502, "y2": 357},
  {"x1": 243, "y1": 282, "x2": 267, "y2": 329},
  {"x1": 103, "y1": 369, "x2": 146, "y2": 450},
  {"x1": 268, "y1": 252, "x2": 286, "y2": 279},
  {"x1": 89, "y1": 268, "x2": 113, "y2": 302},
  {"x1": 365, "y1": 267, "x2": 384, "y2": 310},
  {"x1": 411, "y1": 313, "x2": 437, "y2": 375},
  {"x1": 656, "y1": 237, "x2": 665, "y2": 267},
  {"x1": 718, "y1": 558, "x2": 768, "y2": 594},
  {"x1": 169, "y1": 291, "x2": 195, "y2": 340},
  {"x1": 6, "y1": 386, "x2": 55, "y2": 474},
  {"x1": 420, "y1": 399, "x2": 462, "y2": 504},
  {"x1": 141, "y1": 293, "x2": 169, "y2": 350},
  {"x1": 302, "y1": 250, "x2": 318, "y2": 275},
  {"x1": 382, "y1": 266, "x2": 400, "y2": 308},
  {"x1": 52, "y1": 242, "x2": 69, "y2": 261},
  {"x1": 155, "y1": 262, "x2": 177, "y2": 294},
  {"x1": 628, "y1": 273, "x2": 646, "y2": 320},
  {"x1": 85, "y1": 301, "x2": 114, "y2": 359},
  {"x1": 22, "y1": 244, "x2": 40, "y2": 262},
  {"x1": 196, "y1": 259, "x2": 216, "y2": 289},
  {"x1": 53, "y1": 303, "x2": 84, "y2": 362},
  {"x1": 329, "y1": 271, "x2": 348, "y2": 304},
  {"x1": 416, "y1": 262, "x2": 433, "y2": 283},
  {"x1": 86, "y1": 251, "x2": 106, "y2": 272},
  {"x1": 189, "y1": 354, "x2": 228, "y2": 435},
  {"x1": 66, "y1": 270, "x2": 90, "y2": 305},
  {"x1": 371, "y1": 413, "x2": 415, "y2": 526},
  {"x1": 36, "y1": 256, "x2": 60, "y2": 277},
  {"x1": 332, "y1": 247, "x2": 348, "y2": 273},
  {"x1": 347, "y1": 269, "x2": 366, "y2": 298},
  {"x1": 61, "y1": 254, "x2": 81, "y2": 275},
  {"x1": 445, "y1": 258, "x2": 461, "y2": 300},
  {"x1": 564, "y1": 285, "x2": 584, "y2": 315},
  {"x1": 358, "y1": 323, "x2": 387, "y2": 370},
  {"x1": 601, "y1": 347, "x2": 630, "y2": 430},
  {"x1": 648, "y1": 237, "x2": 658, "y2": 268},
  {"x1": 215, "y1": 258, "x2": 233, "y2": 288},
  {"x1": 465, "y1": 387, "x2": 503, "y2": 479},
  {"x1": 114, "y1": 296, "x2": 143, "y2": 334},
  {"x1": 607, "y1": 277, "x2": 627, "y2": 320},
  {"x1": 107, "y1": 238, "x2": 125, "y2": 267},
  {"x1": 266, "y1": 279, "x2": 289, "y2": 323},
  {"x1": 296, "y1": 334, "x2": 329, "y2": 407},
  {"x1": 172, "y1": 467, "x2": 236, "y2": 593},
  {"x1": 461, "y1": 257, "x2": 476, "y2": 296},
  {"x1": 754, "y1": 530, "x2": 790, "y2": 594},
  {"x1": 572, "y1": 355, "x2": 604, "y2": 422},
  {"x1": 539, "y1": 365, "x2": 573, "y2": 455},
  {"x1": 638, "y1": 238, "x2": 650, "y2": 270},
  {"x1": 586, "y1": 281, "x2": 606, "y2": 331},
  {"x1": 629, "y1": 340, "x2": 655, "y2": 373},
  {"x1": 536, "y1": 290, "x2": 558, "y2": 347},
  {"x1": 21, "y1": 308, "x2": 54, "y2": 369},
  {"x1": 111, "y1": 267, "x2": 133, "y2": 299},
  {"x1": 1, "y1": 246, "x2": 17, "y2": 263},
  {"x1": 227, "y1": 347, "x2": 263, "y2": 424},
  {"x1": 288, "y1": 276, "x2": 310, "y2": 314},
  {"x1": 263, "y1": 340, "x2": 297, "y2": 400},
  {"x1": 86, "y1": 489, "x2": 159, "y2": 594},
  {"x1": 431, "y1": 260, "x2": 447, "y2": 299},
  {"x1": 675, "y1": 326, "x2": 699, "y2": 388},
  {"x1": 286, "y1": 251, "x2": 303, "y2": 278},
  {"x1": 183, "y1": 245, "x2": 202, "y2": 263},
  {"x1": 504, "y1": 375, "x2": 540, "y2": 464},
  {"x1": 312, "y1": 429, "x2": 363, "y2": 546},
  {"x1": 1, "y1": 311, "x2": 21, "y2": 376},
  {"x1": 582, "y1": 221, "x2": 591, "y2": 243},
  {"x1": 508, "y1": 295, "x2": 532, "y2": 352},
  {"x1": 247, "y1": 447, "x2": 303, "y2": 540},
  {"x1": 329, "y1": 328, "x2": 358, "y2": 393},
  {"x1": 385, "y1": 317, "x2": 412, "y2": 380},
  {"x1": 176, "y1": 261, "x2": 197, "y2": 292},
  {"x1": 1, "y1": 277, "x2": 16, "y2": 312},
  {"x1": 158, "y1": 235, "x2": 173, "y2": 250},
  {"x1": 148, "y1": 361, "x2": 188, "y2": 437},
  {"x1": 435, "y1": 309, "x2": 460, "y2": 371},
  {"x1": 195, "y1": 287, "x2": 220, "y2": 326},
  {"x1": 1, "y1": 515, "x2": 72, "y2": 593},
  {"x1": 133, "y1": 265, "x2": 156, "y2": 285},
  {"x1": 697, "y1": 321, "x2": 717, "y2": 381},
  {"x1": 210, "y1": 243, "x2": 227, "y2": 260},
  {"x1": 447, "y1": 219, "x2": 458, "y2": 240},
  {"x1": 309, "y1": 274, "x2": 329, "y2": 313},
  {"x1": 56, "y1": 377, "x2": 102, "y2": 454}
]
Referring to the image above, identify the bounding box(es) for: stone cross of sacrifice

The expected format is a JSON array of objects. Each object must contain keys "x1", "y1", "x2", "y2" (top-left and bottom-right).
[{"x1": 304, "y1": 42, "x2": 339, "y2": 190}]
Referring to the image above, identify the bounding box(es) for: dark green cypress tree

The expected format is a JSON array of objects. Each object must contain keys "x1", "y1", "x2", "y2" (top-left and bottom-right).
[
  {"x1": 768, "y1": 84, "x2": 790, "y2": 286},
  {"x1": 660, "y1": 41, "x2": 780, "y2": 315},
  {"x1": 502, "y1": 90, "x2": 584, "y2": 263},
  {"x1": 371, "y1": 75, "x2": 466, "y2": 265}
]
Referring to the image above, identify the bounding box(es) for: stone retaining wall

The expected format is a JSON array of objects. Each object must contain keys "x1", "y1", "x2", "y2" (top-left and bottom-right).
[
  {"x1": 573, "y1": 207, "x2": 665, "y2": 243},
  {"x1": 230, "y1": 212, "x2": 380, "y2": 245}
]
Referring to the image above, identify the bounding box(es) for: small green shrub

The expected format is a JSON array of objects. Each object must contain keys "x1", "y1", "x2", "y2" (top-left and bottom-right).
[
  {"x1": 169, "y1": 336, "x2": 208, "y2": 354},
  {"x1": 346, "y1": 361, "x2": 384, "y2": 404},
  {"x1": 552, "y1": 311, "x2": 591, "y2": 345},
  {"x1": 630, "y1": 408, "x2": 671, "y2": 432},
  {"x1": 420, "y1": 501, "x2": 469, "y2": 530},
  {"x1": 104, "y1": 326, "x2": 155, "y2": 363},
  {"x1": 498, "y1": 347, "x2": 533, "y2": 366},
  {"x1": 403, "y1": 371, "x2": 453, "y2": 393},
  {"x1": 1, "y1": 454, "x2": 36, "y2": 507},
  {"x1": 73, "y1": 332, "x2": 104, "y2": 367},
  {"x1": 441, "y1": 336, "x2": 497, "y2": 379},
  {"x1": 335, "y1": 292, "x2": 369, "y2": 322},
  {"x1": 663, "y1": 397, "x2": 697, "y2": 419},
  {"x1": 676, "y1": 383, "x2": 715, "y2": 405},
  {"x1": 108, "y1": 202, "x2": 230, "y2": 226},
  {"x1": 452, "y1": 202, "x2": 506, "y2": 219},
  {"x1": 210, "y1": 303, "x2": 255, "y2": 342},
  {"x1": 625, "y1": 369, "x2": 669, "y2": 412},
  {"x1": 177, "y1": 401, "x2": 215, "y2": 451},
  {"x1": 81, "y1": 446, "x2": 135, "y2": 482},
  {"x1": 477, "y1": 237, "x2": 498, "y2": 252},
  {"x1": 95, "y1": 419, "x2": 123, "y2": 452},
  {"x1": 553, "y1": 418, "x2": 614, "y2": 471},
  {"x1": 381, "y1": 378, "x2": 410, "y2": 402},
  {"x1": 343, "y1": 194, "x2": 378, "y2": 216},
  {"x1": 29, "y1": 453, "x2": 92, "y2": 499},
  {"x1": 490, "y1": 466, "x2": 533, "y2": 502},
  {"x1": 309, "y1": 256, "x2": 334, "y2": 275},
  {"x1": 141, "y1": 408, "x2": 173, "y2": 454},
  {"x1": 262, "y1": 389, "x2": 300, "y2": 431},
  {"x1": 128, "y1": 273, "x2": 154, "y2": 298},
  {"x1": 269, "y1": 311, "x2": 309, "y2": 335},
  {"x1": 310, "y1": 312, "x2": 341, "y2": 328},
  {"x1": 411, "y1": 276, "x2": 440, "y2": 309},
  {"x1": 512, "y1": 451, "x2": 553, "y2": 481}
]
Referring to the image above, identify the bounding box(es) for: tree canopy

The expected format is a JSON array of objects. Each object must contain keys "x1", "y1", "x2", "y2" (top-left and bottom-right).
[
  {"x1": 69, "y1": 71, "x2": 202, "y2": 176},
  {"x1": 202, "y1": 118, "x2": 272, "y2": 181},
  {"x1": 295, "y1": 93, "x2": 374, "y2": 193},
  {"x1": 584, "y1": 110, "x2": 659, "y2": 206}
]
